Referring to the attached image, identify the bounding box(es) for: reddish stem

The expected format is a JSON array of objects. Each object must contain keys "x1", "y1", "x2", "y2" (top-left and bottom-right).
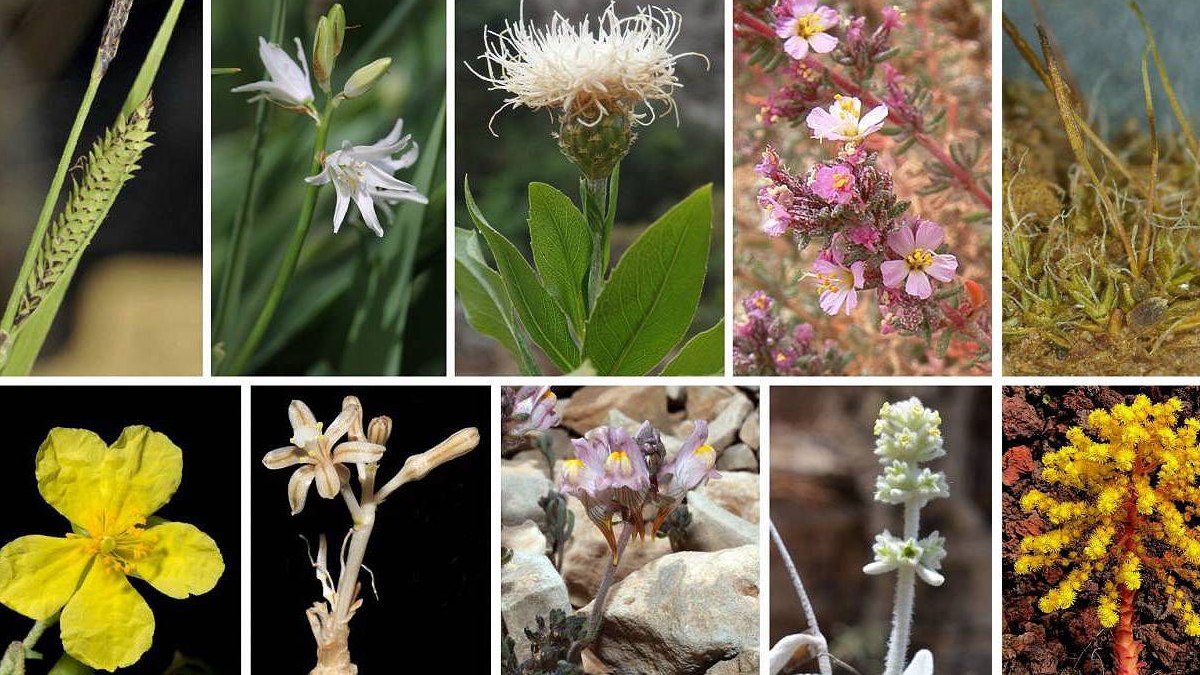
[
  {"x1": 1113, "y1": 586, "x2": 1140, "y2": 675},
  {"x1": 732, "y1": 5, "x2": 992, "y2": 210}
]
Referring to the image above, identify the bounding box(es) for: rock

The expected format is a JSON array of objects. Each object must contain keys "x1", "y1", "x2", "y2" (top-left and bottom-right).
[
  {"x1": 561, "y1": 499, "x2": 673, "y2": 607},
  {"x1": 707, "y1": 654, "x2": 760, "y2": 674},
  {"x1": 510, "y1": 448, "x2": 553, "y2": 476},
  {"x1": 501, "y1": 550, "x2": 571, "y2": 660},
  {"x1": 681, "y1": 491, "x2": 756, "y2": 551},
  {"x1": 503, "y1": 520, "x2": 548, "y2": 555},
  {"x1": 503, "y1": 464, "x2": 555, "y2": 527},
  {"x1": 738, "y1": 410, "x2": 760, "y2": 450},
  {"x1": 716, "y1": 443, "x2": 758, "y2": 472},
  {"x1": 698, "y1": 473, "x2": 759, "y2": 523},
  {"x1": 586, "y1": 545, "x2": 760, "y2": 675},
  {"x1": 683, "y1": 388, "x2": 754, "y2": 451},
  {"x1": 562, "y1": 387, "x2": 677, "y2": 435}
]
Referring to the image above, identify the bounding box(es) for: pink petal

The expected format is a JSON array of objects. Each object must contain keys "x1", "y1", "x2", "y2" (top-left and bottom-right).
[
  {"x1": 905, "y1": 270, "x2": 933, "y2": 299},
  {"x1": 850, "y1": 261, "x2": 866, "y2": 288},
  {"x1": 776, "y1": 17, "x2": 797, "y2": 40},
  {"x1": 880, "y1": 260, "x2": 908, "y2": 288},
  {"x1": 819, "y1": 289, "x2": 846, "y2": 315},
  {"x1": 927, "y1": 254, "x2": 958, "y2": 282},
  {"x1": 784, "y1": 36, "x2": 810, "y2": 60},
  {"x1": 842, "y1": 288, "x2": 858, "y2": 314},
  {"x1": 913, "y1": 220, "x2": 945, "y2": 250},
  {"x1": 793, "y1": 0, "x2": 818, "y2": 13},
  {"x1": 809, "y1": 32, "x2": 838, "y2": 54},
  {"x1": 805, "y1": 107, "x2": 838, "y2": 139},
  {"x1": 887, "y1": 225, "x2": 916, "y2": 255},
  {"x1": 811, "y1": 258, "x2": 837, "y2": 275}
]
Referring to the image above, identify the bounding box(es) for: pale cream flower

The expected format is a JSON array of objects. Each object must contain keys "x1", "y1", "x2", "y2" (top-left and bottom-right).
[{"x1": 469, "y1": 2, "x2": 704, "y2": 133}]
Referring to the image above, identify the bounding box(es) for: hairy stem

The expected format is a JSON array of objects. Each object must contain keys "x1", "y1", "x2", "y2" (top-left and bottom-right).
[
  {"x1": 226, "y1": 99, "x2": 337, "y2": 374},
  {"x1": 580, "y1": 176, "x2": 610, "y2": 315},
  {"x1": 0, "y1": 613, "x2": 60, "y2": 675},
  {"x1": 883, "y1": 501, "x2": 921, "y2": 675},
  {"x1": 770, "y1": 520, "x2": 832, "y2": 675}
]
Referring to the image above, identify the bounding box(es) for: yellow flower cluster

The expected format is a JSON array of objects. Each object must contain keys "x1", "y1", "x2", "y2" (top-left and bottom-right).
[{"x1": 1015, "y1": 395, "x2": 1200, "y2": 637}]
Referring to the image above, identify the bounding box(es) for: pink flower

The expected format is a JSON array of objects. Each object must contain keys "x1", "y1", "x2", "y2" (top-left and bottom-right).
[
  {"x1": 657, "y1": 420, "x2": 719, "y2": 501},
  {"x1": 775, "y1": 1, "x2": 840, "y2": 60},
  {"x1": 810, "y1": 163, "x2": 855, "y2": 204},
  {"x1": 880, "y1": 220, "x2": 958, "y2": 299},
  {"x1": 812, "y1": 249, "x2": 866, "y2": 316},
  {"x1": 881, "y1": 5, "x2": 905, "y2": 31},
  {"x1": 806, "y1": 95, "x2": 888, "y2": 142},
  {"x1": 755, "y1": 145, "x2": 782, "y2": 178},
  {"x1": 743, "y1": 290, "x2": 775, "y2": 319},
  {"x1": 759, "y1": 185, "x2": 794, "y2": 236}
]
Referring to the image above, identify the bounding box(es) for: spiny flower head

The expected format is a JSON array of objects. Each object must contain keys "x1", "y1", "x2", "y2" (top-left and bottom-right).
[{"x1": 1015, "y1": 395, "x2": 1200, "y2": 636}]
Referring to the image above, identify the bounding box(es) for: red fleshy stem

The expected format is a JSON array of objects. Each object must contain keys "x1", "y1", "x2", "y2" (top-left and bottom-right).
[
  {"x1": 733, "y1": 5, "x2": 993, "y2": 210},
  {"x1": 1113, "y1": 586, "x2": 1141, "y2": 675}
]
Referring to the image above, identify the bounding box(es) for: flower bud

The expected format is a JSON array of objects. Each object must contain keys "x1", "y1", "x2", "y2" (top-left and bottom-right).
[
  {"x1": 557, "y1": 107, "x2": 636, "y2": 180},
  {"x1": 342, "y1": 58, "x2": 392, "y2": 99},
  {"x1": 312, "y1": 15, "x2": 336, "y2": 92},
  {"x1": 328, "y1": 4, "x2": 346, "y2": 55},
  {"x1": 368, "y1": 415, "x2": 393, "y2": 446}
]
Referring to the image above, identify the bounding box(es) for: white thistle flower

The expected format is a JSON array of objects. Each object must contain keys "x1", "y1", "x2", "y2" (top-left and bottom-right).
[
  {"x1": 231, "y1": 37, "x2": 318, "y2": 121},
  {"x1": 304, "y1": 119, "x2": 428, "y2": 237},
  {"x1": 469, "y1": 2, "x2": 703, "y2": 133}
]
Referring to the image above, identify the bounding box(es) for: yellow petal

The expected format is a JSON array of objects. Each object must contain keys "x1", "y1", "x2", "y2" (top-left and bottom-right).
[
  {"x1": 60, "y1": 565, "x2": 154, "y2": 671},
  {"x1": 38, "y1": 426, "x2": 182, "y2": 534},
  {"x1": 0, "y1": 535, "x2": 92, "y2": 620},
  {"x1": 133, "y1": 520, "x2": 224, "y2": 599}
]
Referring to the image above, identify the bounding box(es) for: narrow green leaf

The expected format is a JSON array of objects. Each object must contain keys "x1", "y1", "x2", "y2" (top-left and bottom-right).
[
  {"x1": 528, "y1": 182, "x2": 589, "y2": 333},
  {"x1": 454, "y1": 228, "x2": 538, "y2": 374},
  {"x1": 121, "y1": 0, "x2": 185, "y2": 117},
  {"x1": 661, "y1": 318, "x2": 724, "y2": 376},
  {"x1": 583, "y1": 184, "x2": 712, "y2": 375},
  {"x1": 465, "y1": 178, "x2": 580, "y2": 372}
]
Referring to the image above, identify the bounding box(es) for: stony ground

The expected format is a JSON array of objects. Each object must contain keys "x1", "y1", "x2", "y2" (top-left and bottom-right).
[
  {"x1": 501, "y1": 386, "x2": 761, "y2": 675},
  {"x1": 1002, "y1": 386, "x2": 1200, "y2": 674}
]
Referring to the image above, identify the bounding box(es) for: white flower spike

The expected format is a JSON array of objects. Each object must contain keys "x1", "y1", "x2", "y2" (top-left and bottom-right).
[
  {"x1": 231, "y1": 37, "x2": 318, "y2": 121},
  {"x1": 304, "y1": 119, "x2": 428, "y2": 237}
]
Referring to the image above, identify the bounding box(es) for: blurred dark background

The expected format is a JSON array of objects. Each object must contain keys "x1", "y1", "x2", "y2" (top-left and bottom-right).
[
  {"x1": 0, "y1": 1, "x2": 201, "y2": 374},
  {"x1": 250, "y1": 386, "x2": 489, "y2": 672},
  {"x1": 212, "y1": 0, "x2": 446, "y2": 375},
  {"x1": 1003, "y1": 0, "x2": 1199, "y2": 133},
  {"x1": 454, "y1": 0, "x2": 724, "y2": 374},
  {"x1": 771, "y1": 386, "x2": 991, "y2": 675},
  {"x1": 0, "y1": 386, "x2": 240, "y2": 674}
]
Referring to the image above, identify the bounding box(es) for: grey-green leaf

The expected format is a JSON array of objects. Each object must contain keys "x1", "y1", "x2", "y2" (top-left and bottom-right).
[
  {"x1": 661, "y1": 318, "x2": 725, "y2": 375},
  {"x1": 454, "y1": 228, "x2": 538, "y2": 374},
  {"x1": 527, "y1": 182, "x2": 589, "y2": 332},
  {"x1": 465, "y1": 179, "x2": 580, "y2": 372},
  {"x1": 583, "y1": 184, "x2": 712, "y2": 375}
]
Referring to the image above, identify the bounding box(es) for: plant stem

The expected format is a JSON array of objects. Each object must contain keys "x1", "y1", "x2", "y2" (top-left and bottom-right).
[
  {"x1": 1113, "y1": 586, "x2": 1140, "y2": 675},
  {"x1": 0, "y1": 613, "x2": 60, "y2": 675},
  {"x1": 883, "y1": 502, "x2": 921, "y2": 675},
  {"x1": 569, "y1": 521, "x2": 633, "y2": 664},
  {"x1": 334, "y1": 502, "x2": 376, "y2": 620},
  {"x1": 226, "y1": 98, "x2": 337, "y2": 374},
  {"x1": 770, "y1": 520, "x2": 832, "y2": 675},
  {"x1": 213, "y1": 0, "x2": 287, "y2": 344},
  {"x1": 580, "y1": 176, "x2": 610, "y2": 313},
  {"x1": 1, "y1": 57, "x2": 104, "y2": 335}
]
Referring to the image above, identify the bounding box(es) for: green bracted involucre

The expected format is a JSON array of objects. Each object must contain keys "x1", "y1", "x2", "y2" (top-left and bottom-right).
[{"x1": 14, "y1": 96, "x2": 154, "y2": 328}]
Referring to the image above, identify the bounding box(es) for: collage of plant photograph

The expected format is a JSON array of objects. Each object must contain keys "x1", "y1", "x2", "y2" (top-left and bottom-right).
[{"x1": 10, "y1": 0, "x2": 1200, "y2": 673}]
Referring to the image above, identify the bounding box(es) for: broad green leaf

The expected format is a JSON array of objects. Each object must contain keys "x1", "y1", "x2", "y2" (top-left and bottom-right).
[
  {"x1": 661, "y1": 318, "x2": 725, "y2": 375},
  {"x1": 455, "y1": 228, "x2": 538, "y2": 374},
  {"x1": 528, "y1": 182, "x2": 589, "y2": 332},
  {"x1": 48, "y1": 654, "x2": 94, "y2": 675},
  {"x1": 583, "y1": 184, "x2": 712, "y2": 375},
  {"x1": 465, "y1": 179, "x2": 580, "y2": 372}
]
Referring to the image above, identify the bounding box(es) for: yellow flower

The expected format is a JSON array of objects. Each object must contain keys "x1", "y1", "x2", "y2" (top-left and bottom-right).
[{"x1": 0, "y1": 427, "x2": 224, "y2": 671}]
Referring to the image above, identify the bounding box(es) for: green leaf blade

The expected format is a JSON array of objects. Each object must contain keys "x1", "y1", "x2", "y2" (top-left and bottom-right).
[
  {"x1": 527, "y1": 182, "x2": 589, "y2": 332},
  {"x1": 661, "y1": 318, "x2": 725, "y2": 376},
  {"x1": 583, "y1": 184, "x2": 713, "y2": 376},
  {"x1": 454, "y1": 228, "x2": 538, "y2": 374},
  {"x1": 464, "y1": 179, "x2": 580, "y2": 373}
]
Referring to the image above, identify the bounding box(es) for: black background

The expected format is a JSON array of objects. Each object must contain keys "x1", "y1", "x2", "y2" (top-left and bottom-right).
[
  {"x1": 0, "y1": 386, "x2": 240, "y2": 674},
  {"x1": 250, "y1": 386, "x2": 490, "y2": 672}
]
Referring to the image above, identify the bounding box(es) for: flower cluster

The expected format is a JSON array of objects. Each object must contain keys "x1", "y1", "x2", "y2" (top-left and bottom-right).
[
  {"x1": 1015, "y1": 395, "x2": 1200, "y2": 636},
  {"x1": 756, "y1": 126, "x2": 960, "y2": 335},
  {"x1": 559, "y1": 420, "x2": 718, "y2": 562},
  {"x1": 230, "y1": 7, "x2": 425, "y2": 236},
  {"x1": 863, "y1": 398, "x2": 949, "y2": 586},
  {"x1": 733, "y1": 290, "x2": 848, "y2": 375},
  {"x1": 501, "y1": 385, "x2": 561, "y2": 451}
]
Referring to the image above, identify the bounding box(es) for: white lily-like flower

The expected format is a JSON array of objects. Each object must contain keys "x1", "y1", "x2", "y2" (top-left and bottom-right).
[
  {"x1": 231, "y1": 37, "x2": 318, "y2": 121},
  {"x1": 304, "y1": 119, "x2": 428, "y2": 236}
]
